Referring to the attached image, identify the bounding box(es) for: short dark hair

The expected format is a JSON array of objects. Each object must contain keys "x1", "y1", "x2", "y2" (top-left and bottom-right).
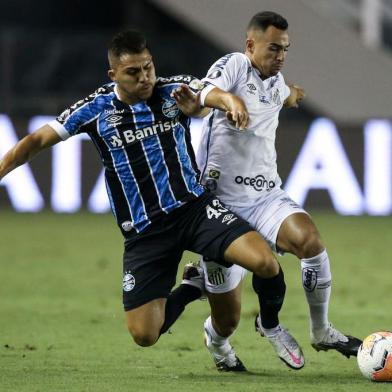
[
  {"x1": 108, "y1": 30, "x2": 149, "y2": 59},
  {"x1": 247, "y1": 11, "x2": 288, "y2": 32}
]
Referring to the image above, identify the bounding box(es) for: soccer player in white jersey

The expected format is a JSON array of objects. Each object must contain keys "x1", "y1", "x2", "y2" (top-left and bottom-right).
[{"x1": 177, "y1": 11, "x2": 361, "y2": 371}]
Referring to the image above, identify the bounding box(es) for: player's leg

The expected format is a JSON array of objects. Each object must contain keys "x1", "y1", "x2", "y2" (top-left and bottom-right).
[
  {"x1": 124, "y1": 272, "x2": 202, "y2": 346},
  {"x1": 223, "y1": 230, "x2": 279, "y2": 277},
  {"x1": 159, "y1": 264, "x2": 204, "y2": 335},
  {"x1": 250, "y1": 260, "x2": 304, "y2": 369},
  {"x1": 125, "y1": 298, "x2": 166, "y2": 346},
  {"x1": 211, "y1": 192, "x2": 308, "y2": 369},
  {"x1": 123, "y1": 228, "x2": 203, "y2": 347},
  {"x1": 221, "y1": 229, "x2": 288, "y2": 332},
  {"x1": 277, "y1": 211, "x2": 362, "y2": 357},
  {"x1": 277, "y1": 212, "x2": 329, "y2": 331},
  {"x1": 200, "y1": 255, "x2": 303, "y2": 370},
  {"x1": 201, "y1": 260, "x2": 246, "y2": 371},
  {"x1": 187, "y1": 194, "x2": 302, "y2": 369}
]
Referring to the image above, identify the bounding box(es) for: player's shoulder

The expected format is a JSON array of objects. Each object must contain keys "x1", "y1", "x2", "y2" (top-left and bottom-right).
[
  {"x1": 57, "y1": 83, "x2": 115, "y2": 123},
  {"x1": 212, "y1": 52, "x2": 249, "y2": 69},
  {"x1": 70, "y1": 83, "x2": 115, "y2": 110},
  {"x1": 206, "y1": 53, "x2": 251, "y2": 79}
]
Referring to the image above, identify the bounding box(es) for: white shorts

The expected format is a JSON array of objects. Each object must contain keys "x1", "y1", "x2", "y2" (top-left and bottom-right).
[{"x1": 201, "y1": 188, "x2": 307, "y2": 294}]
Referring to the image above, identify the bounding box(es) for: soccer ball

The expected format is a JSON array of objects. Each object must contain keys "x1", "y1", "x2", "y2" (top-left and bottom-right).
[{"x1": 357, "y1": 331, "x2": 392, "y2": 381}]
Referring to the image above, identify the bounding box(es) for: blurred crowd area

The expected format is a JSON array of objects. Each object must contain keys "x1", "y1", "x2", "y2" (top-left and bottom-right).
[
  {"x1": 1, "y1": 0, "x2": 391, "y2": 214},
  {"x1": 1, "y1": 0, "x2": 391, "y2": 120},
  {"x1": 0, "y1": 0, "x2": 224, "y2": 117}
]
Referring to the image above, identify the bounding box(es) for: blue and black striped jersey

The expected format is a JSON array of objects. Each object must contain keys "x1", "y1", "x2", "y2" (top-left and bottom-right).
[{"x1": 49, "y1": 75, "x2": 206, "y2": 235}]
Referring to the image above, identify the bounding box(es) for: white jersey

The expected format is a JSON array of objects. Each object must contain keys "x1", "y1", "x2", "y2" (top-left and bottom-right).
[{"x1": 198, "y1": 52, "x2": 290, "y2": 206}]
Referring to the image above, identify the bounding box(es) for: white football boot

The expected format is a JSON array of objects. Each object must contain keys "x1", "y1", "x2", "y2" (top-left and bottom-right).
[
  {"x1": 311, "y1": 323, "x2": 362, "y2": 358},
  {"x1": 255, "y1": 314, "x2": 305, "y2": 370}
]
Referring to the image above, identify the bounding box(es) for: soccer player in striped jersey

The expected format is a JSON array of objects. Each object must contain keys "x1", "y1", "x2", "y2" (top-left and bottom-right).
[
  {"x1": 0, "y1": 30, "x2": 288, "y2": 356},
  {"x1": 175, "y1": 11, "x2": 361, "y2": 371}
]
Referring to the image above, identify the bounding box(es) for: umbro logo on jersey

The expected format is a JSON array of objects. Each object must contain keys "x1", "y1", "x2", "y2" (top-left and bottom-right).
[
  {"x1": 106, "y1": 114, "x2": 122, "y2": 124},
  {"x1": 246, "y1": 83, "x2": 257, "y2": 95}
]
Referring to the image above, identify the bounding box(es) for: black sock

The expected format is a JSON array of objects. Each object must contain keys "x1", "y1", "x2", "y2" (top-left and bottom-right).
[
  {"x1": 159, "y1": 284, "x2": 201, "y2": 334},
  {"x1": 252, "y1": 265, "x2": 286, "y2": 329}
]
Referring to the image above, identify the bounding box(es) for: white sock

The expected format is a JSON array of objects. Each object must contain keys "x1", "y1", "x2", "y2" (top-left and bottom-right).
[
  {"x1": 301, "y1": 249, "x2": 331, "y2": 332},
  {"x1": 261, "y1": 325, "x2": 282, "y2": 338},
  {"x1": 204, "y1": 316, "x2": 231, "y2": 350}
]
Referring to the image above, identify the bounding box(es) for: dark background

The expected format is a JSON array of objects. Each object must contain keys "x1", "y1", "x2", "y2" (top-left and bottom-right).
[{"x1": 0, "y1": 0, "x2": 388, "y2": 213}]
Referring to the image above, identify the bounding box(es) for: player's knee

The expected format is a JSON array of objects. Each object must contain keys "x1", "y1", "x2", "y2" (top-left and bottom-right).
[
  {"x1": 213, "y1": 314, "x2": 240, "y2": 337},
  {"x1": 294, "y1": 229, "x2": 324, "y2": 259},
  {"x1": 128, "y1": 326, "x2": 159, "y2": 347},
  {"x1": 252, "y1": 251, "x2": 279, "y2": 278}
]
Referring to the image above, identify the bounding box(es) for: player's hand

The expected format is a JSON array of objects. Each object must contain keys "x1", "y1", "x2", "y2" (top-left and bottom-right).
[
  {"x1": 225, "y1": 96, "x2": 249, "y2": 130},
  {"x1": 171, "y1": 84, "x2": 202, "y2": 117},
  {"x1": 285, "y1": 85, "x2": 306, "y2": 108}
]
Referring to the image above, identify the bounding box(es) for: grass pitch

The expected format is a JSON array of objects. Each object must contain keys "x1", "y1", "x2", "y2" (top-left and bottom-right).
[{"x1": 0, "y1": 211, "x2": 391, "y2": 391}]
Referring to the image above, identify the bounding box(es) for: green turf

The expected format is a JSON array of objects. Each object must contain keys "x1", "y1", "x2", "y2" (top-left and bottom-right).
[{"x1": 0, "y1": 211, "x2": 391, "y2": 391}]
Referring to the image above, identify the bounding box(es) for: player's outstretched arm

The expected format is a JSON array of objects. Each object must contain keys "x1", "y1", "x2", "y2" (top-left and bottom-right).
[
  {"x1": 0, "y1": 125, "x2": 61, "y2": 180},
  {"x1": 204, "y1": 87, "x2": 249, "y2": 130},
  {"x1": 171, "y1": 84, "x2": 210, "y2": 118},
  {"x1": 284, "y1": 84, "x2": 306, "y2": 108}
]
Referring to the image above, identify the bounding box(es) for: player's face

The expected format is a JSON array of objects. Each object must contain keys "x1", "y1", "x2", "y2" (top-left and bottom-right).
[
  {"x1": 246, "y1": 26, "x2": 290, "y2": 78},
  {"x1": 108, "y1": 49, "x2": 156, "y2": 104}
]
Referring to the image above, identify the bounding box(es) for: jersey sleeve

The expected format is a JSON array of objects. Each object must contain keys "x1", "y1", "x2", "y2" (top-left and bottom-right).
[
  {"x1": 48, "y1": 86, "x2": 109, "y2": 140},
  {"x1": 200, "y1": 53, "x2": 249, "y2": 105}
]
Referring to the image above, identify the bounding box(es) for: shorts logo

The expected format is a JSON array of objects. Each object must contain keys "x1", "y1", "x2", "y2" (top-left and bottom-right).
[
  {"x1": 206, "y1": 199, "x2": 228, "y2": 220},
  {"x1": 207, "y1": 267, "x2": 226, "y2": 286},
  {"x1": 302, "y1": 268, "x2": 317, "y2": 292},
  {"x1": 222, "y1": 213, "x2": 237, "y2": 225},
  {"x1": 235, "y1": 175, "x2": 275, "y2": 192},
  {"x1": 121, "y1": 221, "x2": 133, "y2": 231},
  {"x1": 162, "y1": 99, "x2": 179, "y2": 118},
  {"x1": 123, "y1": 271, "x2": 135, "y2": 292}
]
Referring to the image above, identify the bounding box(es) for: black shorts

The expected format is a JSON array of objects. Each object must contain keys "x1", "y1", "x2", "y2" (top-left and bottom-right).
[{"x1": 122, "y1": 192, "x2": 253, "y2": 311}]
